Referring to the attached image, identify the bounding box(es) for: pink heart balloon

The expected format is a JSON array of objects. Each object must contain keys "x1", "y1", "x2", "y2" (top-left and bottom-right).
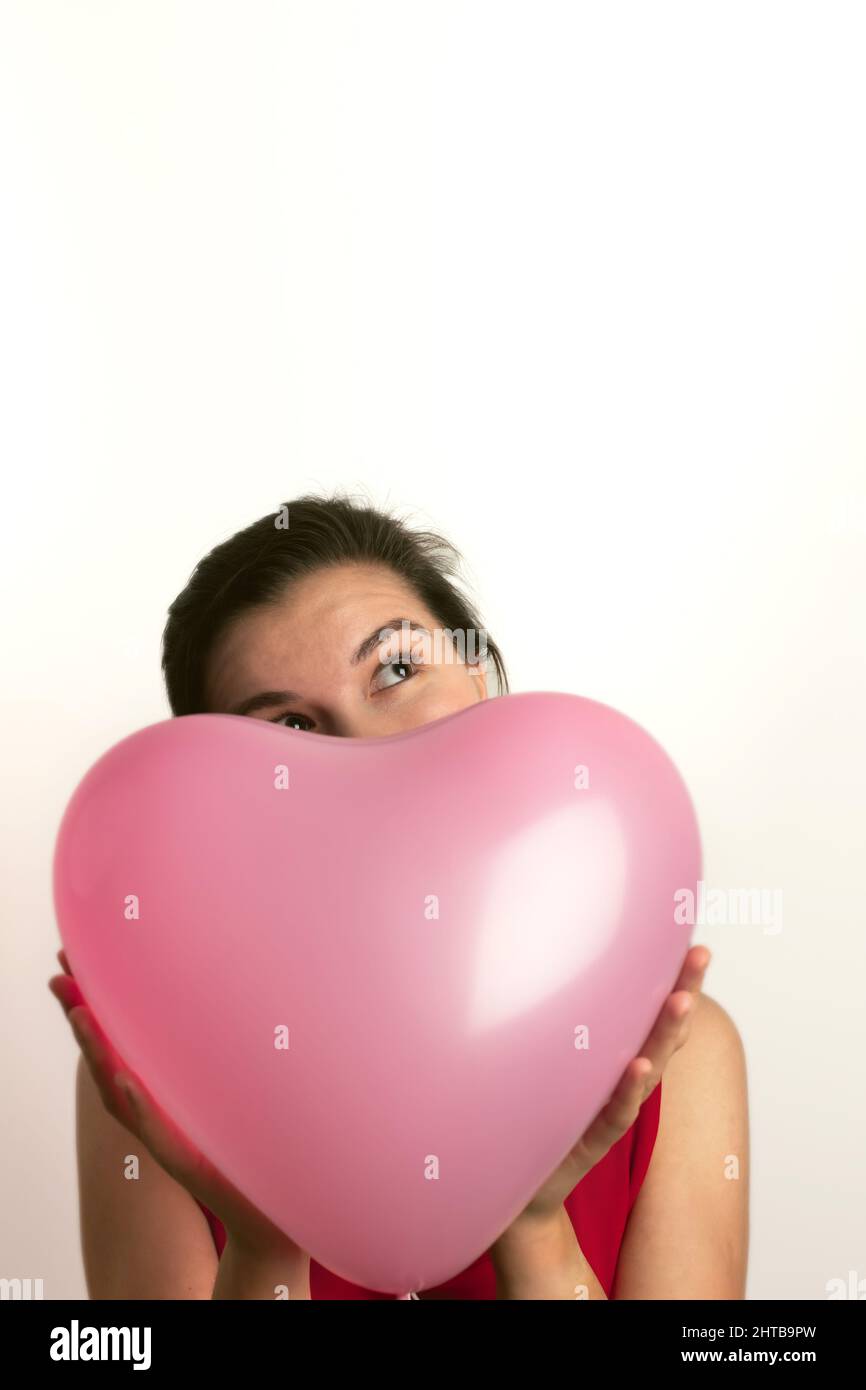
[{"x1": 52, "y1": 691, "x2": 700, "y2": 1293}]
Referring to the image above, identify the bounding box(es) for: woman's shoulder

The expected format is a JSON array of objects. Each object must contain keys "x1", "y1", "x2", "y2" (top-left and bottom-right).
[
  {"x1": 633, "y1": 989, "x2": 748, "y2": 1202},
  {"x1": 640, "y1": 992, "x2": 745, "y2": 1162},
  {"x1": 672, "y1": 991, "x2": 746, "y2": 1076},
  {"x1": 610, "y1": 991, "x2": 750, "y2": 1297}
]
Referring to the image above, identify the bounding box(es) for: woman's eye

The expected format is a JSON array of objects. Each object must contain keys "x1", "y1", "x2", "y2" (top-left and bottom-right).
[
  {"x1": 270, "y1": 712, "x2": 314, "y2": 731},
  {"x1": 373, "y1": 653, "x2": 422, "y2": 693},
  {"x1": 267, "y1": 654, "x2": 422, "y2": 730}
]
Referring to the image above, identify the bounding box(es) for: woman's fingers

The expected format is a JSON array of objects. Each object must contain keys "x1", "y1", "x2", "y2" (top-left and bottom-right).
[
  {"x1": 601, "y1": 1056, "x2": 655, "y2": 1134},
  {"x1": 69, "y1": 1004, "x2": 145, "y2": 1132},
  {"x1": 47, "y1": 965, "x2": 224, "y2": 1214},
  {"x1": 109, "y1": 1072, "x2": 201, "y2": 1189},
  {"x1": 630, "y1": 988, "x2": 695, "y2": 1089},
  {"x1": 631, "y1": 945, "x2": 711, "y2": 1078},
  {"x1": 575, "y1": 948, "x2": 712, "y2": 1164},
  {"x1": 49, "y1": 971, "x2": 142, "y2": 1132},
  {"x1": 672, "y1": 943, "x2": 712, "y2": 997},
  {"x1": 573, "y1": 1057, "x2": 654, "y2": 1165},
  {"x1": 49, "y1": 971, "x2": 85, "y2": 1012},
  {"x1": 48, "y1": 971, "x2": 204, "y2": 1193},
  {"x1": 57, "y1": 948, "x2": 71, "y2": 976}
]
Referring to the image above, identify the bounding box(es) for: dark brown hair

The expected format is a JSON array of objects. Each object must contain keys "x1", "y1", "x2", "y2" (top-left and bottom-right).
[{"x1": 160, "y1": 489, "x2": 509, "y2": 716}]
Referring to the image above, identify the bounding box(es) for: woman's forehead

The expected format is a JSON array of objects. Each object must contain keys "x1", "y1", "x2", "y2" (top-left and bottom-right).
[{"x1": 204, "y1": 566, "x2": 433, "y2": 707}]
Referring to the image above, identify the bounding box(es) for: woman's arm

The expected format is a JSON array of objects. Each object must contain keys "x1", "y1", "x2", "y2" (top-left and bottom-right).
[
  {"x1": 56, "y1": 947, "x2": 314, "y2": 1299},
  {"x1": 76, "y1": 1054, "x2": 220, "y2": 1298},
  {"x1": 212, "y1": 1235, "x2": 311, "y2": 1299},
  {"x1": 77, "y1": 1054, "x2": 311, "y2": 1299},
  {"x1": 491, "y1": 1205, "x2": 606, "y2": 1299},
  {"x1": 611, "y1": 991, "x2": 750, "y2": 1299},
  {"x1": 489, "y1": 946, "x2": 714, "y2": 1297}
]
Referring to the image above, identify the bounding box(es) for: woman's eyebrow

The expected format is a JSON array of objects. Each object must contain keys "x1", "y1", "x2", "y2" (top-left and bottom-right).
[
  {"x1": 228, "y1": 618, "x2": 430, "y2": 716},
  {"x1": 350, "y1": 617, "x2": 430, "y2": 666},
  {"x1": 229, "y1": 689, "x2": 303, "y2": 716}
]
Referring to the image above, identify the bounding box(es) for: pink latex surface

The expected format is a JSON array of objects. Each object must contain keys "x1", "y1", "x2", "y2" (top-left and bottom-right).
[{"x1": 52, "y1": 691, "x2": 700, "y2": 1293}]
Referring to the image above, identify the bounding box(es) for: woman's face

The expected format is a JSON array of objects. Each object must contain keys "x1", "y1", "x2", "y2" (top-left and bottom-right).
[{"x1": 204, "y1": 562, "x2": 488, "y2": 737}]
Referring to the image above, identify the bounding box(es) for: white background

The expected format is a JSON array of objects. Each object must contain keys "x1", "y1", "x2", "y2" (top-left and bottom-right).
[{"x1": 1, "y1": 1, "x2": 864, "y2": 1300}]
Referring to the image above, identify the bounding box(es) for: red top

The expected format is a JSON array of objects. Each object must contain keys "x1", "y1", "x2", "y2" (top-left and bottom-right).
[{"x1": 197, "y1": 1078, "x2": 662, "y2": 1298}]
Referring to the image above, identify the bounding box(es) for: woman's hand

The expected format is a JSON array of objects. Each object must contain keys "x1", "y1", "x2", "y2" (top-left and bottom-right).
[
  {"x1": 48, "y1": 949, "x2": 307, "y2": 1259},
  {"x1": 491, "y1": 944, "x2": 712, "y2": 1252}
]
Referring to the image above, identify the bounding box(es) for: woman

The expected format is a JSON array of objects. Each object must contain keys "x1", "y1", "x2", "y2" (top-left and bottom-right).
[{"x1": 49, "y1": 490, "x2": 749, "y2": 1299}]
